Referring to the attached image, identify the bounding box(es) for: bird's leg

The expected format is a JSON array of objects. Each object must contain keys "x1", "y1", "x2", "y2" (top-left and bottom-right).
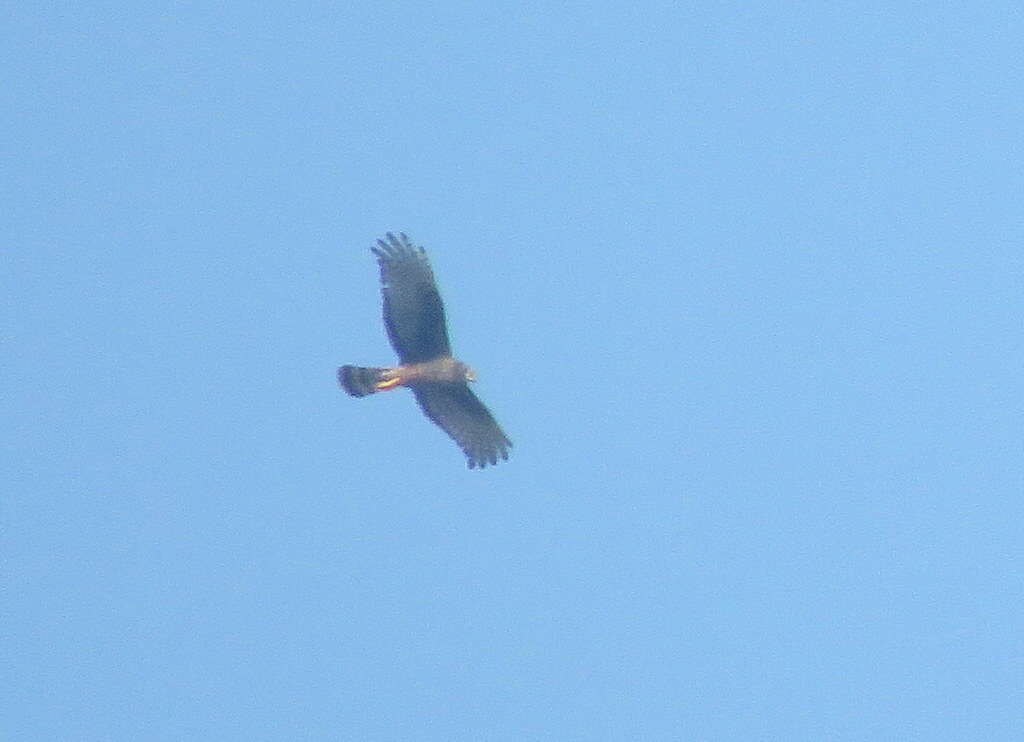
[{"x1": 374, "y1": 368, "x2": 403, "y2": 391}]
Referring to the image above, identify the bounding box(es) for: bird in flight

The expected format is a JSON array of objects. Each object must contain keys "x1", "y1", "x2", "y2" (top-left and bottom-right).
[{"x1": 338, "y1": 233, "x2": 512, "y2": 469}]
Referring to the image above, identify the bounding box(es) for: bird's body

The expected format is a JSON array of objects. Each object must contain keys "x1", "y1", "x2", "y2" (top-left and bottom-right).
[
  {"x1": 338, "y1": 233, "x2": 511, "y2": 469},
  {"x1": 338, "y1": 357, "x2": 472, "y2": 396}
]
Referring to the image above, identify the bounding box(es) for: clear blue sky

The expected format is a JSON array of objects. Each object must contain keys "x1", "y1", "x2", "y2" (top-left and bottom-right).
[{"x1": 5, "y1": 3, "x2": 1022, "y2": 740}]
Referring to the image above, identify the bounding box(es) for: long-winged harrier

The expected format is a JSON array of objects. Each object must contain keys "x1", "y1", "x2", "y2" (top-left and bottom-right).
[{"x1": 338, "y1": 232, "x2": 512, "y2": 469}]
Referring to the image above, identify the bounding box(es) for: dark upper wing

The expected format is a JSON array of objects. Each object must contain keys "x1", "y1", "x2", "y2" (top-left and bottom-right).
[
  {"x1": 412, "y1": 383, "x2": 512, "y2": 469},
  {"x1": 371, "y1": 233, "x2": 451, "y2": 363}
]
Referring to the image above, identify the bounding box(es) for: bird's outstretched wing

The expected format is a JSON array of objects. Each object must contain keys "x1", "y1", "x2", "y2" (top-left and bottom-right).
[
  {"x1": 412, "y1": 383, "x2": 512, "y2": 469},
  {"x1": 371, "y1": 233, "x2": 451, "y2": 363}
]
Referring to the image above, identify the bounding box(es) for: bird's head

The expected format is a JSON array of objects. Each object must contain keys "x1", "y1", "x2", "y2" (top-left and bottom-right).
[{"x1": 464, "y1": 365, "x2": 477, "y2": 383}]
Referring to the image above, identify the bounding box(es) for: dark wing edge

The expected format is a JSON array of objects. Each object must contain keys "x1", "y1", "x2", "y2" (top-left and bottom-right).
[
  {"x1": 371, "y1": 232, "x2": 451, "y2": 363},
  {"x1": 412, "y1": 384, "x2": 512, "y2": 469}
]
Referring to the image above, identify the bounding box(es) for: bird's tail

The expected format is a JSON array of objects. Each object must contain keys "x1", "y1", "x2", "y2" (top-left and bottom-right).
[{"x1": 338, "y1": 365, "x2": 400, "y2": 397}]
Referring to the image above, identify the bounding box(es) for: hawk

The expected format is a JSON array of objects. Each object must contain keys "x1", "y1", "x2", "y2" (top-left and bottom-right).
[{"x1": 338, "y1": 233, "x2": 512, "y2": 469}]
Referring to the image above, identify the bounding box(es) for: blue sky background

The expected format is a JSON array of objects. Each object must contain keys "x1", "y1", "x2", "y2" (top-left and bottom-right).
[{"x1": 5, "y1": 3, "x2": 1022, "y2": 740}]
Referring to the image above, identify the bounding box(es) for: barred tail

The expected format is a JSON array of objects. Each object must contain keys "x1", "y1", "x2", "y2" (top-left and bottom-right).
[{"x1": 338, "y1": 365, "x2": 393, "y2": 397}]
